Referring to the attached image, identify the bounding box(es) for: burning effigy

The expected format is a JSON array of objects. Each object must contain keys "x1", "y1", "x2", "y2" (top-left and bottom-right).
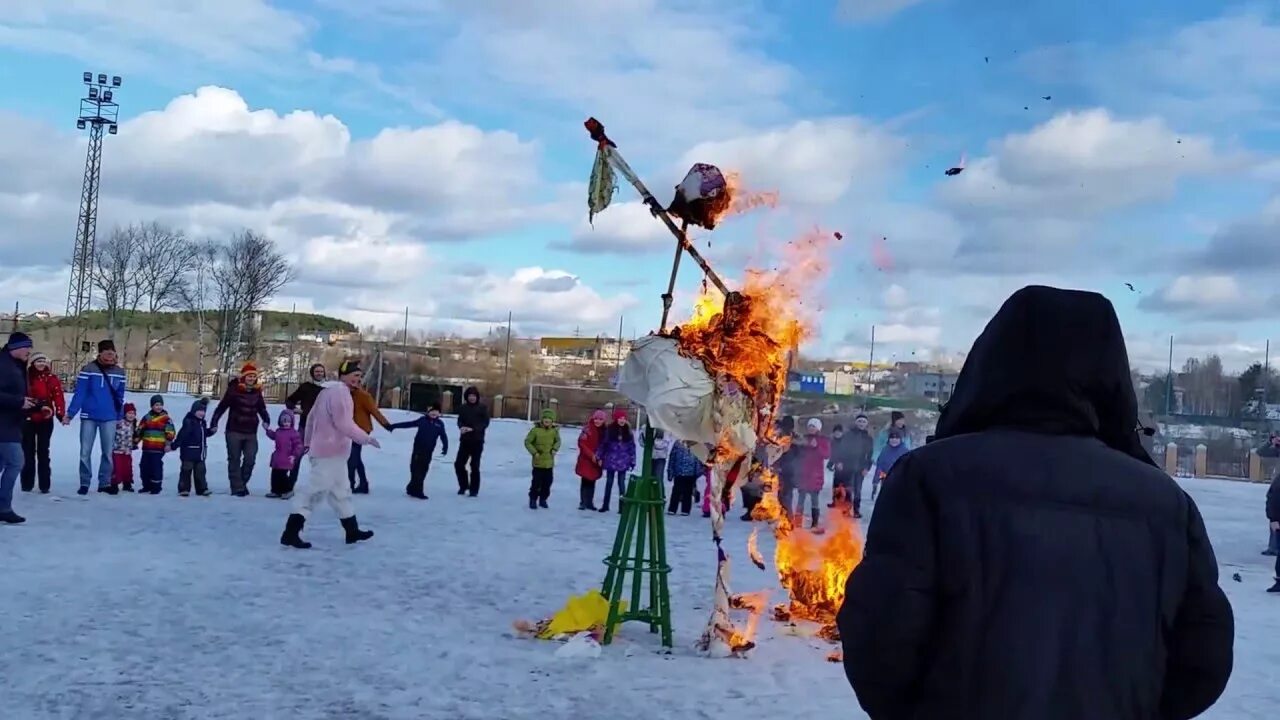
[{"x1": 573, "y1": 117, "x2": 862, "y2": 656}]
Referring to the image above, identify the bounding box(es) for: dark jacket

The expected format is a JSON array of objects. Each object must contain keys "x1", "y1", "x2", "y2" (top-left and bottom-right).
[
  {"x1": 1263, "y1": 444, "x2": 1280, "y2": 522},
  {"x1": 211, "y1": 377, "x2": 271, "y2": 435},
  {"x1": 389, "y1": 415, "x2": 449, "y2": 456},
  {"x1": 830, "y1": 429, "x2": 873, "y2": 474},
  {"x1": 0, "y1": 351, "x2": 28, "y2": 443},
  {"x1": 175, "y1": 405, "x2": 215, "y2": 463},
  {"x1": 838, "y1": 286, "x2": 1234, "y2": 720},
  {"x1": 285, "y1": 381, "x2": 324, "y2": 425},
  {"x1": 456, "y1": 386, "x2": 490, "y2": 443}
]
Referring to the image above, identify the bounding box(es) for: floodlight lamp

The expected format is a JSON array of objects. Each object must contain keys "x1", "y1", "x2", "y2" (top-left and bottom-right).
[
  {"x1": 83, "y1": 72, "x2": 93, "y2": 83},
  {"x1": 103, "y1": 90, "x2": 113, "y2": 102},
  {"x1": 108, "y1": 124, "x2": 118, "y2": 135},
  {"x1": 88, "y1": 86, "x2": 99, "y2": 99},
  {"x1": 112, "y1": 76, "x2": 122, "y2": 87},
  {"x1": 97, "y1": 73, "x2": 107, "y2": 84},
  {"x1": 77, "y1": 119, "x2": 87, "y2": 130}
]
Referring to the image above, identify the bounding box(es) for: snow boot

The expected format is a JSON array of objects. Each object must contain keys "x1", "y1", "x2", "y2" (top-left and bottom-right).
[
  {"x1": 353, "y1": 481, "x2": 369, "y2": 495},
  {"x1": 265, "y1": 492, "x2": 281, "y2": 499},
  {"x1": 529, "y1": 496, "x2": 537, "y2": 510},
  {"x1": 77, "y1": 486, "x2": 89, "y2": 496},
  {"x1": 406, "y1": 484, "x2": 428, "y2": 500},
  {"x1": 280, "y1": 513, "x2": 311, "y2": 549},
  {"x1": 98, "y1": 485, "x2": 118, "y2": 495},
  {"x1": 598, "y1": 504, "x2": 610, "y2": 513},
  {"x1": 179, "y1": 491, "x2": 190, "y2": 497},
  {"x1": 1269, "y1": 579, "x2": 1280, "y2": 593},
  {"x1": 0, "y1": 510, "x2": 26, "y2": 524},
  {"x1": 538, "y1": 498, "x2": 549, "y2": 509},
  {"x1": 121, "y1": 484, "x2": 134, "y2": 493},
  {"x1": 810, "y1": 508, "x2": 821, "y2": 529},
  {"x1": 1263, "y1": 549, "x2": 1277, "y2": 557},
  {"x1": 740, "y1": 510, "x2": 753, "y2": 521},
  {"x1": 198, "y1": 490, "x2": 213, "y2": 497},
  {"x1": 457, "y1": 488, "x2": 467, "y2": 496},
  {"x1": 340, "y1": 516, "x2": 374, "y2": 544}
]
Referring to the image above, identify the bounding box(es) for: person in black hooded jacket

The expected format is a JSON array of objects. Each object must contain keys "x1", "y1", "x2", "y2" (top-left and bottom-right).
[
  {"x1": 454, "y1": 386, "x2": 489, "y2": 496},
  {"x1": 837, "y1": 286, "x2": 1234, "y2": 720}
]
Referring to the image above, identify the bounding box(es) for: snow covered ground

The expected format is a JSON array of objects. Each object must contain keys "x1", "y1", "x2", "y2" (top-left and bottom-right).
[{"x1": 4, "y1": 391, "x2": 1278, "y2": 719}]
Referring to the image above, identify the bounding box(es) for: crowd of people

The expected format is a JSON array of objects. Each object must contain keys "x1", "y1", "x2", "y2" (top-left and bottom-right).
[{"x1": 0, "y1": 326, "x2": 927, "y2": 542}]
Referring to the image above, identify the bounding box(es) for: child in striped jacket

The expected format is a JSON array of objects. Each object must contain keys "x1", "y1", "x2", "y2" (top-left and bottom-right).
[{"x1": 135, "y1": 395, "x2": 176, "y2": 494}]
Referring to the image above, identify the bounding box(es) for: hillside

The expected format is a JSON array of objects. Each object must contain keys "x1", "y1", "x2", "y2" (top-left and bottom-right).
[{"x1": 32, "y1": 310, "x2": 356, "y2": 334}]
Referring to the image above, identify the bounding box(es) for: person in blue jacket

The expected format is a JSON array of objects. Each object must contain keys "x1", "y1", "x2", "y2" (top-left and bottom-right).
[
  {"x1": 62, "y1": 339, "x2": 128, "y2": 496},
  {"x1": 389, "y1": 404, "x2": 449, "y2": 500}
]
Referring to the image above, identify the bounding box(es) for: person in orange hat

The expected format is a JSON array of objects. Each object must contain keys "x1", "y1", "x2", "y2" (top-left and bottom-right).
[{"x1": 210, "y1": 361, "x2": 271, "y2": 496}]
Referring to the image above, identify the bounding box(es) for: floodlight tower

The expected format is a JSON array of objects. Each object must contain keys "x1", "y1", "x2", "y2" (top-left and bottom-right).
[{"x1": 65, "y1": 71, "x2": 122, "y2": 359}]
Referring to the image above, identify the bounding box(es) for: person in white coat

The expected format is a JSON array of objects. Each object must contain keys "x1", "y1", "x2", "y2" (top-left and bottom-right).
[{"x1": 279, "y1": 360, "x2": 380, "y2": 549}]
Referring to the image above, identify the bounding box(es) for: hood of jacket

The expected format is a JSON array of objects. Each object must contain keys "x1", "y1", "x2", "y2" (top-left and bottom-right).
[
  {"x1": 933, "y1": 285, "x2": 1155, "y2": 467},
  {"x1": 463, "y1": 385, "x2": 481, "y2": 404}
]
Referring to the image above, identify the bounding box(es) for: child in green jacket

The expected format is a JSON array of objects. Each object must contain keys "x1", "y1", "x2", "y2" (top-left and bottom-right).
[{"x1": 524, "y1": 408, "x2": 562, "y2": 509}]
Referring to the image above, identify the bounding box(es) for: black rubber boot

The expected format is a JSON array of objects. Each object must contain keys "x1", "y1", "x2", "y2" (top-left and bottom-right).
[
  {"x1": 811, "y1": 507, "x2": 820, "y2": 529},
  {"x1": 1268, "y1": 579, "x2": 1280, "y2": 593},
  {"x1": 0, "y1": 510, "x2": 26, "y2": 524},
  {"x1": 405, "y1": 480, "x2": 427, "y2": 499},
  {"x1": 280, "y1": 513, "x2": 311, "y2": 549},
  {"x1": 529, "y1": 495, "x2": 537, "y2": 510},
  {"x1": 340, "y1": 515, "x2": 374, "y2": 544}
]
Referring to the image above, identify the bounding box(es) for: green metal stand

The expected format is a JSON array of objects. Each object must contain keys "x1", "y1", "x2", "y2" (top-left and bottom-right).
[{"x1": 600, "y1": 425, "x2": 673, "y2": 648}]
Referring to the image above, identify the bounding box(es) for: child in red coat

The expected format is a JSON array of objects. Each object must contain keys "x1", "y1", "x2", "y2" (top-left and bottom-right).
[{"x1": 576, "y1": 410, "x2": 606, "y2": 510}]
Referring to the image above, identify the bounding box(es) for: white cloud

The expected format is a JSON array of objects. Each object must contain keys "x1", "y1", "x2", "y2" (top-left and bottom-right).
[
  {"x1": 836, "y1": 0, "x2": 933, "y2": 23},
  {"x1": 678, "y1": 118, "x2": 907, "y2": 208},
  {"x1": 0, "y1": 0, "x2": 309, "y2": 69},
  {"x1": 560, "y1": 201, "x2": 672, "y2": 255},
  {"x1": 0, "y1": 86, "x2": 634, "y2": 336},
  {"x1": 1137, "y1": 274, "x2": 1264, "y2": 321},
  {"x1": 336, "y1": 0, "x2": 799, "y2": 153}
]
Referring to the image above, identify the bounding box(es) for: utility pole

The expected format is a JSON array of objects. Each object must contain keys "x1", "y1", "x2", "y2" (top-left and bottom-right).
[
  {"x1": 286, "y1": 303, "x2": 297, "y2": 398},
  {"x1": 196, "y1": 261, "x2": 205, "y2": 384},
  {"x1": 1165, "y1": 334, "x2": 1174, "y2": 415},
  {"x1": 11, "y1": 301, "x2": 18, "y2": 332},
  {"x1": 865, "y1": 324, "x2": 876, "y2": 399},
  {"x1": 614, "y1": 314, "x2": 625, "y2": 379},
  {"x1": 1263, "y1": 339, "x2": 1271, "y2": 419},
  {"x1": 65, "y1": 71, "x2": 122, "y2": 364},
  {"x1": 501, "y1": 310, "x2": 513, "y2": 399}
]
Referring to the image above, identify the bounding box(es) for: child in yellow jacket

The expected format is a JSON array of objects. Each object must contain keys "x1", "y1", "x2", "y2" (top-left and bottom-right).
[{"x1": 524, "y1": 408, "x2": 561, "y2": 510}]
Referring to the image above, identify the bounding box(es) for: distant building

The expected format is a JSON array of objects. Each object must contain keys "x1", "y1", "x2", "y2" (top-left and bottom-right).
[
  {"x1": 902, "y1": 371, "x2": 959, "y2": 402},
  {"x1": 538, "y1": 336, "x2": 631, "y2": 370},
  {"x1": 788, "y1": 371, "x2": 826, "y2": 394}
]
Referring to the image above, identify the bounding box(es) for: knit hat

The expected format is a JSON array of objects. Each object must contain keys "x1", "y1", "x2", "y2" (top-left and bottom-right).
[
  {"x1": 590, "y1": 409, "x2": 607, "y2": 423},
  {"x1": 540, "y1": 408, "x2": 557, "y2": 422},
  {"x1": 278, "y1": 408, "x2": 295, "y2": 426},
  {"x1": 190, "y1": 397, "x2": 209, "y2": 414},
  {"x1": 339, "y1": 359, "x2": 362, "y2": 376},
  {"x1": 29, "y1": 351, "x2": 49, "y2": 365},
  {"x1": 612, "y1": 408, "x2": 628, "y2": 422},
  {"x1": 888, "y1": 429, "x2": 903, "y2": 440},
  {"x1": 890, "y1": 410, "x2": 905, "y2": 423},
  {"x1": 123, "y1": 402, "x2": 136, "y2": 415},
  {"x1": 806, "y1": 417, "x2": 822, "y2": 432},
  {"x1": 240, "y1": 362, "x2": 258, "y2": 376},
  {"x1": 6, "y1": 332, "x2": 32, "y2": 350},
  {"x1": 854, "y1": 412, "x2": 868, "y2": 421},
  {"x1": 97, "y1": 338, "x2": 115, "y2": 354},
  {"x1": 428, "y1": 403, "x2": 441, "y2": 413},
  {"x1": 149, "y1": 394, "x2": 164, "y2": 408}
]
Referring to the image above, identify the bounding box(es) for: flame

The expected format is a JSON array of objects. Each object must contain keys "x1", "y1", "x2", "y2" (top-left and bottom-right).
[
  {"x1": 718, "y1": 172, "x2": 779, "y2": 225},
  {"x1": 772, "y1": 508, "x2": 864, "y2": 633},
  {"x1": 668, "y1": 226, "x2": 859, "y2": 645}
]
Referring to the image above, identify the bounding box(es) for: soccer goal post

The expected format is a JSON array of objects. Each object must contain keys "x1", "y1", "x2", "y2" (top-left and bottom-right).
[{"x1": 526, "y1": 382, "x2": 644, "y2": 427}]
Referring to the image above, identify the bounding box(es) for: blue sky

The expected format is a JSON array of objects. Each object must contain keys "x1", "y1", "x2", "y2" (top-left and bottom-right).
[{"x1": 0, "y1": 0, "x2": 1277, "y2": 371}]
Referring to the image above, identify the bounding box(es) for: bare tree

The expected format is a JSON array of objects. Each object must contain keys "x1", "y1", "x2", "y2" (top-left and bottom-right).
[
  {"x1": 199, "y1": 230, "x2": 295, "y2": 375},
  {"x1": 90, "y1": 226, "x2": 142, "y2": 340},
  {"x1": 132, "y1": 223, "x2": 199, "y2": 369}
]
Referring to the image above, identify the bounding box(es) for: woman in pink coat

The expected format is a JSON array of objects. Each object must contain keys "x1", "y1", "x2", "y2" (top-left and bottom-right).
[{"x1": 279, "y1": 360, "x2": 380, "y2": 549}]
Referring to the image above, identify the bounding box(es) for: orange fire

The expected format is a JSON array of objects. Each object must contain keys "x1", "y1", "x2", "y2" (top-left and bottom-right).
[
  {"x1": 669, "y1": 226, "x2": 860, "y2": 644},
  {"x1": 719, "y1": 172, "x2": 779, "y2": 224}
]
